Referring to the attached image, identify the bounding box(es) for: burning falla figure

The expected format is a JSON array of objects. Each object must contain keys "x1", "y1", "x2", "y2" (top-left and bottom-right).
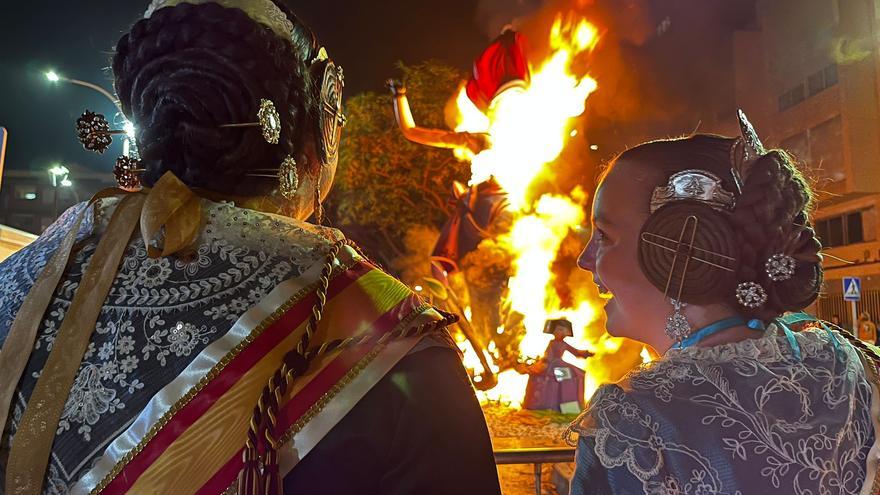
[
  {"x1": 388, "y1": 29, "x2": 528, "y2": 282},
  {"x1": 388, "y1": 30, "x2": 529, "y2": 373}
]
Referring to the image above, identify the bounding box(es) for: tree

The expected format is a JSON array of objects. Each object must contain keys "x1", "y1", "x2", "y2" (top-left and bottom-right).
[{"x1": 328, "y1": 61, "x2": 470, "y2": 270}]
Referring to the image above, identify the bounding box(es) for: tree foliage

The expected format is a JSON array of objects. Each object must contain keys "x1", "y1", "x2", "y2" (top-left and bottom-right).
[{"x1": 328, "y1": 61, "x2": 470, "y2": 267}]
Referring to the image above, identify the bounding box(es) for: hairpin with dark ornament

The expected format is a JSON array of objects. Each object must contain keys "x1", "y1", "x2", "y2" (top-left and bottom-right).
[
  {"x1": 114, "y1": 156, "x2": 145, "y2": 191},
  {"x1": 219, "y1": 99, "x2": 281, "y2": 145},
  {"x1": 76, "y1": 111, "x2": 128, "y2": 154},
  {"x1": 765, "y1": 253, "x2": 796, "y2": 282},
  {"x1": 736, "y1": 281, "x2": 768, "y2": 308},
  {"x1": 246, "y1": 155, "x2": 299, "y2": 200}
]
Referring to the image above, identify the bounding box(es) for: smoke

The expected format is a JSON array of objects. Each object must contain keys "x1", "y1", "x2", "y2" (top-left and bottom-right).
[
  {"x1": 476, "y1": 0, "x2": 550, "y2": 38},
  {"x1": 475, "y1": 0, "x2": 757, "y2": 150}
]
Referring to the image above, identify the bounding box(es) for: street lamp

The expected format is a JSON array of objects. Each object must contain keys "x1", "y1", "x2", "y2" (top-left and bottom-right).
[
  {"x1": 48, "y1": 164, "x2": 71, "y2": 217},
  {"x1": 44, "y1": 69, "x2": 137, "y2": 157}
]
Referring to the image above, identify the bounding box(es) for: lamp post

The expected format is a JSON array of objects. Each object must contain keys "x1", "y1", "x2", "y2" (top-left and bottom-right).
[
  {"x1": 48, "y1": 164, "x2": 71, "y2": 218},
  {"x1": 45, "y1": 70, "x2": 136, "y2": 157}
]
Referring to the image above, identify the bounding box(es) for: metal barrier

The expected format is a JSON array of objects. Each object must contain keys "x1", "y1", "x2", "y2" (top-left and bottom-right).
[{"x1": 494, "y1": 447, "x2": 576, "y2": 495}]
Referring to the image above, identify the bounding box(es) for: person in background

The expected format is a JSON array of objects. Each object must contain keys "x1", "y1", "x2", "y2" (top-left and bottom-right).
[{"x1": 858, "y1": 311, "x2": 878, "y2": 345}]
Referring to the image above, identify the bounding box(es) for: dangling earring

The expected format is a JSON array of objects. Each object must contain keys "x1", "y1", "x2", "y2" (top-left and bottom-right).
[{"x1": 666, "y1": 299, "x2": 691, "y2": 341}]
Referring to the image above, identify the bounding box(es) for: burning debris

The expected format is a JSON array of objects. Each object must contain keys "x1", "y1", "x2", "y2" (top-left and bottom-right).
[{"x1": 391, "y1": 13, "x2": 643, "y2": 409}]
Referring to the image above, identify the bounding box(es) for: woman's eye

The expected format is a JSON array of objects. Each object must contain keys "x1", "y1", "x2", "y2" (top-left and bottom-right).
[{"x1": 594, "y1": 229, "x2": 607, "y2": 244}]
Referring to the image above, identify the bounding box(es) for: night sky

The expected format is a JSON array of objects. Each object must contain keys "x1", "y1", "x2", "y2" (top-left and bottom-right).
[
  {"x1": 0, "y1": 0, "x2": 755, "y2": 176},
  {"x1": 0, "y1": 0, "x2": 494, "y2": 174}
]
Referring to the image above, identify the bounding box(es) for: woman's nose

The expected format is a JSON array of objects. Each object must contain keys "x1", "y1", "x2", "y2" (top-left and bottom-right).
[{"x1": 577, "y1": 243, "x2": 596, "y2": 272}]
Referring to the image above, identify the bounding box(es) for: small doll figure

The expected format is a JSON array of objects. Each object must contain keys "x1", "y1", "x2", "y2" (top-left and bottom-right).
[{"x1": 523, "y1": 319, "x2": 593, "y2": 413}]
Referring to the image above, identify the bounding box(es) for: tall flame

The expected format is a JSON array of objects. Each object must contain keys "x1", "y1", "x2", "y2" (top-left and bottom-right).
[{"x1": 453, "y1": 16, "x2": 620, "y2": 407}]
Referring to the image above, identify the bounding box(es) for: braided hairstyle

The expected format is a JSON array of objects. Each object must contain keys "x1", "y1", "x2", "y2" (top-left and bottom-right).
[
  {"x1": 621, "y1": 134, "x2": 822, "y2": 321},
  {"x1": 112, "y1": 1, "x2": 321, "y2": 196}
]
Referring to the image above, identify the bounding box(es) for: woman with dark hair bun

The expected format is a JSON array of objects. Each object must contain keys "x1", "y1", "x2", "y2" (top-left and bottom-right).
[
  {"x1": 0, "y1": 1, "x2": 501, "y2": 494},
  {"x1": 566, "y1": 112, "x2": 880, "y2": 494}
]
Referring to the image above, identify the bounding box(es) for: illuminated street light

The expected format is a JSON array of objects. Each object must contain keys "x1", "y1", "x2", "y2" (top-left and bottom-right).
[
  {"x1": 43, "y1": 69, "x2": 137, "y2": 156},
  {"x1": 48, "y1": 164, "x2": 70, "y2": 187},
  {"x1": 47, "y1": 164, "x2": 71, "y2": 217}
]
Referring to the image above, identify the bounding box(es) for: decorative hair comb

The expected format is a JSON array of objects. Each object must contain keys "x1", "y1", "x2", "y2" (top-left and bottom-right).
[{"x1": 650, "y1": 169, "x2": 736, "y2": 213}]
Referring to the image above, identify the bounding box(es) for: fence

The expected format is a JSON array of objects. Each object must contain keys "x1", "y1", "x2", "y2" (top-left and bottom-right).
[{"x1": 816, "y1": 289, "x2": 880, "y2": 329}]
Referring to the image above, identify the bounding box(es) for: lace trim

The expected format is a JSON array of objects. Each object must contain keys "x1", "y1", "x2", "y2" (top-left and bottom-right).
[{"x1": 664, "y1": 324, "x2": 837, "y2": 363}]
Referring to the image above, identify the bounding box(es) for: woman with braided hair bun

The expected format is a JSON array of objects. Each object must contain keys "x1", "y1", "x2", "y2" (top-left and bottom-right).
[
  {"x1": 566, "y1": 112, "x2": 880, "y2": 494},
  {"x1": 0, "y1": 2, "x2": 501, "y2": 494}
]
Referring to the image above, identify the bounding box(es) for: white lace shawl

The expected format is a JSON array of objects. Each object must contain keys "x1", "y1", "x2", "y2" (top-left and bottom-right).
[{"x1": 567, "y1": 326, "x2": 876, "y2": 495}]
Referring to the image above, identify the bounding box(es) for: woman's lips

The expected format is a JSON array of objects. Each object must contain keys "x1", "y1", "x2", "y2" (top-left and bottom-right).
[{"x1": 595, "y1": 280, "x2": 613, "y2": 300}]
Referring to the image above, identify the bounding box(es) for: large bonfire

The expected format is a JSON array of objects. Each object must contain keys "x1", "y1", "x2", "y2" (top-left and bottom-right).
[{"x1": 446, "y1": 15, "x2": 642, "y2": 407}]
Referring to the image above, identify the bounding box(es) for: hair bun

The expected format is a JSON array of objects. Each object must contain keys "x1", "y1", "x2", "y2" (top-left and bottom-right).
[{"x1": 638, "y1": 201, "x2": 739, "y2": 305}]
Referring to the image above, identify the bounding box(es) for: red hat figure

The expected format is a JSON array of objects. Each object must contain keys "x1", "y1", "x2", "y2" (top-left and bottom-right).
[{"x1": 466, "y1": 30, "x2": 530, "y2": 114}]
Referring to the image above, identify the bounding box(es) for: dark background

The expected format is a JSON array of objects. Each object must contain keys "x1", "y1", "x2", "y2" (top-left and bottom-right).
[
  {"x1": 0, "y1": 0, "x2": 493, "y2": 173},
  {"x1": 0, "y1": 0, "x2": 755, "y2": 175}
]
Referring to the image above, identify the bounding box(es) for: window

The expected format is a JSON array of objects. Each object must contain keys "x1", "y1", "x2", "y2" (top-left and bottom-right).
[
  {"x1": 808, "y1": 71, "x2": 824, "y2": 96},
  {"x1": 13, "y1": 184, "x2": 38, "y2": 201},
  {"x1": 810, "y1": 115, "x2": 844, "y2": 183},
  {"x1": 847, "y1": 212, "x2": 864, "y2": 244},
  {"x1": 827, "y1": 216, "x2": 844, "y2": 246},
  {"x1": 824, "y1": 63, "x2": 838, "y2": 86},
  {"x1": 778, "y1": 83, "x2": 805, "y2": 111},
  {"x1": 816, "y1": 210, "x2": 867, "y2": 247},
  {"x1": 780, "y1": 131, "x2": 809, "y2": 162},
  {"x1": 779, "y1": 64, "x2": 838, "y2": 110},
  {"x1": 808, "y1": 64, "x2": 839, "y2": 96}
]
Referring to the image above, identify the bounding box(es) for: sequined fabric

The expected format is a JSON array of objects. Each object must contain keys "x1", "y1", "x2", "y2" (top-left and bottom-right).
[{"x1": 0, "y1": 198, "x2": 341, "y2": 493}]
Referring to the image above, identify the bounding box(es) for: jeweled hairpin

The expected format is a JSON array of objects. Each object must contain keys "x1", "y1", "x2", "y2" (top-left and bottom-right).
[
  {"x1": 246, "y1": 155, "x2": 299, "y2": 199},
  {"x1": 650, "y1": 169, "x2": 736, "y2": 214},
  {"x1": 736, "y1": 281, "x2": 767, "y2": 308},
  {"x1": 114, "y1": 156, "x2": 144, "y2": 191},
  {"x1": 76, "y1": 111, "x2": 127, "y2": 154},
  {"x1": 219, "y1": 99, "x2": 281, "y2": 145},
  {"x1": 765, "y1": 253, "x2": 796, "y2": 282}
]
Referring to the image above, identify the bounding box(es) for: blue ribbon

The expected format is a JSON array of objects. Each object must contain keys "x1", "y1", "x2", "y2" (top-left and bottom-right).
[{"x1": 677, "y1": 316, "x2": 763, "y2": 349}]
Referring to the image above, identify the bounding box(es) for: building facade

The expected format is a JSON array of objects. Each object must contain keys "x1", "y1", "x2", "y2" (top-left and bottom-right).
[
  {"x1": 0, "y1": 165, "x2": 115, "y2": 235},
  {"x1": 729, "y1": 0, "x2": 880, "y2": 329}
]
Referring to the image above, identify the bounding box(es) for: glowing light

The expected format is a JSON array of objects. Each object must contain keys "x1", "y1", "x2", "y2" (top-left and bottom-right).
[
  {"x1": 45, "y1": 71, "x2": 61, "y2": 82},
  {"x1": 60, "y1": 178, "x2": 73, "y2": 187},
  {"x1": 48, "y1": 164, "x2": 70, "y2": 187},
  {"x1": 450, "y1": 15, "x2": 623, "y2": 407},
  {"x1": 414, "y1": 285, "x2": 424, "y2": 292},
  {"x1": 24, "y1": 193, "x2": 37, "y2": 200},
  {"x1": 124, "y1": 121, "x2": 136, "y2": 138},
  {"x1": 589, "y1": 144, "x2": 599, "y2": 151},
  {"x1": 48, "y1": 165, "x2": 69, "y2": 177}
]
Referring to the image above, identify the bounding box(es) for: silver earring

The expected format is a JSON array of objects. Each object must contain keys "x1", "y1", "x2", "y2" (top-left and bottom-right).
[
  {"x1": 765, "y1": 254, "x2": 796, "y2": 282},
  {"x1": 736, "y1": 281, "x2": 767, "y2": 308},
  {"x1": 665, "y1": 299, "x2": 691, "y2": 342}
]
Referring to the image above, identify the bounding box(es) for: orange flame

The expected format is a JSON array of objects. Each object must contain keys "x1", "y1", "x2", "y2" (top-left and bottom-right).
[{"x1": 452, "y1": 15, "x2": 621, "y2": 408}]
